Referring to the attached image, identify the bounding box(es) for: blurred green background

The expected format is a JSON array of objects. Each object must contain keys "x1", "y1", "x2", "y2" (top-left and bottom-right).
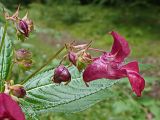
[{"x1": 0, "y1": 0, "x2": 160, "y2": 120}]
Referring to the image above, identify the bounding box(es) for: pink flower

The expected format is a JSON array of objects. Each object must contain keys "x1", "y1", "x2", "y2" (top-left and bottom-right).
[
  {"x1": 83, "y1": 31, "x2": 145, "y2": 97},
  {"x1": 0, "y1": 93, "x2": 25, "y2": 120}
]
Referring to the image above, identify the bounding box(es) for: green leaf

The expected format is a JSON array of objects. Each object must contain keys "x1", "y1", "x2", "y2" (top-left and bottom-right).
[
  {"x1": 0, "y1": 27, "x2": 13, "y2": 91},
  {"x1": 22, "y1": 66, "x2": 117, "y2": 115},
  {"x1": 20, "y1": 99, "x2": 39, "y2": 120}
]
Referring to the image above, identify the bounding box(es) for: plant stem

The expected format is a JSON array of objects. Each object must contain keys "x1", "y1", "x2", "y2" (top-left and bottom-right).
[
  {"x1": 0, "y1": 22, "x2": 8, "y2": 54},
  {"x1": 21, "y1": 46, "x2": 65, "y2": 84}
]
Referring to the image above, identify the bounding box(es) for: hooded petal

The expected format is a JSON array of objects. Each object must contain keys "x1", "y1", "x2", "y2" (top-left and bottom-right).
[
  {"x1": 110, "y1": 31, "x2": 130, "y2": 62},
  {"x1": 0, "y1": 93, "x2": 25, "y2": 120}
]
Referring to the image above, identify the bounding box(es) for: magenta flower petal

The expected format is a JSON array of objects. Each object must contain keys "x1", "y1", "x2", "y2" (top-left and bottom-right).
[
  {"x1": 0, "y1": 93, "x2": 25, "y2": 120},
  {"x1": 121, "y1": 61, "x2": 139, "y2": 73},
  {"x1": 83, "y1": 58, "x2": 108, "y2": 82},
  {"x1": 110, "y1": 31, "x2": 130, "y2": 62},
  {"x1": 126, "y1": 71, "x2": 145, "y2": 97},
  {"x1": 121, "y1": 61, "x2": 145, "y2": 96}
]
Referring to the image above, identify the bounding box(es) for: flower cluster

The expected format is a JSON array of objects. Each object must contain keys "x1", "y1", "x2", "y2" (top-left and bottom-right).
[{"x1": 53, "y1": 31, "x2": 145, "y2": 97}]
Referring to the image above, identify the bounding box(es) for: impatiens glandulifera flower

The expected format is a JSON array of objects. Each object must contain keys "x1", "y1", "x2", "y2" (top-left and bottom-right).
[
  {"x1": 16, "y1": 49, "x2": 32, "y2": 60},
  {"x1": 83, "y1": 31, "x2": 145, "y2": 97},
  {"x1": 10, "y1": 85, "x2": 26, "y2": 98},
  {"x1": 0, "y1": 93, "x2": 25, "y2": 120},
  {"x1": 53, "y1": 65, "x2": 71, "y2": 84}
]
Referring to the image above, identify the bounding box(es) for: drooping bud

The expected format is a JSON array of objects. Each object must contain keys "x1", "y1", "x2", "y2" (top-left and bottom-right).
[
  {"x1": 53, "y1": 65, "x2": 71, "y2": 84},
  {"x1": 68, "y1": 51, "x2": 77, "y2": 66},
  {"x1": 10, "y1": 85, "x2": 26, "y2": 98},
  {"x1": 18, "y1": 59, "x2": 33, "y2": 70},
  {"x1": 16, "y1": 49, "x2": 32, "y2": 60}
]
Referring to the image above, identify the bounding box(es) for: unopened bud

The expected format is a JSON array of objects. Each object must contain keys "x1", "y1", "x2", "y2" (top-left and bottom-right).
[
  {"x1": 18, "y1": 59, "x2": 32, "y2": 70},
  {"x1": 16, "y1": 49, "x2": 32, "y2": 60},
  {"x1": 68, "y1": 51, "x2": 77, "y2": 66},
  {"x1": 10, "y1": 85, "x2": 26, "y2": 98},
  {"x1": 53, "y1": 65, "x2": 71, "y2": 84},
  {"x1": 17, "y1": 20, "x2": 29, "y2": 37}
]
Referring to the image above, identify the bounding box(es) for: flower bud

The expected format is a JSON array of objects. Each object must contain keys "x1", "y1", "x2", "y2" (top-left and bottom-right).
[
  {"x1": 18, "y1": 59, "x2": 33, "y2": 70},
  {"x1": 53, "y1": 65, "x2": 71, "y2": 84},
  {"x1": 68, "y1": 51, "x2": 77, "y2": 66},
  {"x1": 17, "y1": 20, "x2": 29, "y2": 37},
  {"x1": 16, "y1": 49, "x2": 32, "y2": 60},
  {"x1": 10, "y1": 85, "x2": 26, "y2": 98}
]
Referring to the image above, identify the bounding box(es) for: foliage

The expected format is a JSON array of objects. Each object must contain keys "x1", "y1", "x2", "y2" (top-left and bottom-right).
[
  {"x1": 20, "y1": 66, "x2": 117, "y2": 119},
  {"x1": 0, "y1": 27, "x2": 13, "y2": 92}
]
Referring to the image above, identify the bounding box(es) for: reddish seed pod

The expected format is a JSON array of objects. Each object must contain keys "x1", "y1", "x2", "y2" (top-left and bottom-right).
[
  {"x1": 53, "y1": 65, "x2": 71, "y2": 84},
  {"x1": 16, "y1": 49, "x2": 32, "y2": 60},
  {"x1": 10, "y1": 85, "x2": 26, "y2": 98}
]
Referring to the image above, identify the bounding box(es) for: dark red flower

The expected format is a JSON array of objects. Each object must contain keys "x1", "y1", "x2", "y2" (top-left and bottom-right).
[
  {"x1": 83, "y1": 31, "x2": 145, "y2": 97},
  {"x1": 53, "y1": 65, "x2": 71, "y2": 84},
  {"x1": 0, "y1": 93, "x2": 25, "y2": 120}
]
